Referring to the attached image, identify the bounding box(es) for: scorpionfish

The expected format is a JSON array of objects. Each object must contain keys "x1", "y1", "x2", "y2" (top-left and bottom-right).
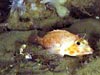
[{"x1": 36, "y1": 30, "x2": 93, "y2": 57}]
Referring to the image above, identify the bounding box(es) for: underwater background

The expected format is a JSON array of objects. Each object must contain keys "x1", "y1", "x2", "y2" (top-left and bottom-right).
[{"x1": 0, "y1": 0, "x2": 100, "y2": 75}]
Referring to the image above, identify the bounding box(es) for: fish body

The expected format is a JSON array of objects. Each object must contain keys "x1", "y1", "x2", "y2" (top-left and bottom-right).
[{"x1": 37, "y1": 30, "x2": 93, "y2": 57}]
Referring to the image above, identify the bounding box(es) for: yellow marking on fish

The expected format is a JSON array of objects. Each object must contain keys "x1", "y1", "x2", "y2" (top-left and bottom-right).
[{"x1": 35, "y1": 30, "x2": 93, "y2": 57}]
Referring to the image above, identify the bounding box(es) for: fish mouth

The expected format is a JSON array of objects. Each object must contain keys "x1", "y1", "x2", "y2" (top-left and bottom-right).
[
  {"x1": 83, "y1": 48, "x2": 93, "y2": 55},
  {"x1": 82, "y1": 50, "x2": 93, "y2": 55},
  {"x1": 77, "y1": 50, "x2": 93, "y2": 56},
  {"x1": 85, "y1": 51, "x2": 93, "y2": 55},
  {"x1": 88, "y1": 49, "x2": 94, "y2": 54}
]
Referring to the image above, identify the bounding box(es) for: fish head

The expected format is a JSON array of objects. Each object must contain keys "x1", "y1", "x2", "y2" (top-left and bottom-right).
[{"x1": 64, "y1": 38, "x2": 93, "y2": 56}]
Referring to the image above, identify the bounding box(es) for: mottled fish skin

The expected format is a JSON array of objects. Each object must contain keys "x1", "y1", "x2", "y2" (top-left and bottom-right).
[{"x1": 38, "y1": 30, "x2": 93, "y2": 57}]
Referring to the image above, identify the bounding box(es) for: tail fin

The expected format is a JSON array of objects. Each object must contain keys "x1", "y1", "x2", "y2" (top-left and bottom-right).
[{"x1": 28, "y1": 33, "x2": 42, "y2": 45}]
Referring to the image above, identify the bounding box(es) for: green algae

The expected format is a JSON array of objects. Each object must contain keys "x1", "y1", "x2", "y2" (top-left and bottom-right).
[
  {"x1": 8, "y1": 10, "x2": 61, "y2": 30},
  {"x1": 67, "y1": 19, "x2": 100, "y2": 34},
  {"x1": 0, "y1": 31, "x2": 36, "y2": 56},
  {"x1": 76, "y1": 58, "x2": 100, "y2": 75}
]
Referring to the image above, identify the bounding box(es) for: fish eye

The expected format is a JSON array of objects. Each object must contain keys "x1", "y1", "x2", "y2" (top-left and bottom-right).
[{"x1": 76, "y1": 42, "x2": 80, "y2": 45}]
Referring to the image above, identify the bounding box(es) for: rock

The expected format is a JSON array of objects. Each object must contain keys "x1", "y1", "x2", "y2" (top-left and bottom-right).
[
  {"x1": 0, "y1": 30, "x2": 35, "y2": 53},
  {"x1": 67, "y1": 19, "x2": 100, "y2": 34},
  {"x1": 76, "y1": 58, "x2": 100, "y2": 75}
]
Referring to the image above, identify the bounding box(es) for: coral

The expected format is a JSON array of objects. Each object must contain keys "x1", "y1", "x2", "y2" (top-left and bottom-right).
[
  {"x1": 54, "y1": 4, "x2": 69, "y2": 17},
  {"x1": 41, "y1": 0, "x2": 70, "y2": 17},
  {"x1": 10, "y1": 0, "x2": 25, "y2": 14},
  {"x1": 8, "y1": 9, "x2": 61, "y2": 30},
  {"x1": 8, "y1": 0, "x2": 97, "y2": 30},
  {"x1": 8, "y1": 0, "x2": 62, "y2": 30},
  {"x1": 9, "y1": 0, "x2": 47, "y2": 18}
]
